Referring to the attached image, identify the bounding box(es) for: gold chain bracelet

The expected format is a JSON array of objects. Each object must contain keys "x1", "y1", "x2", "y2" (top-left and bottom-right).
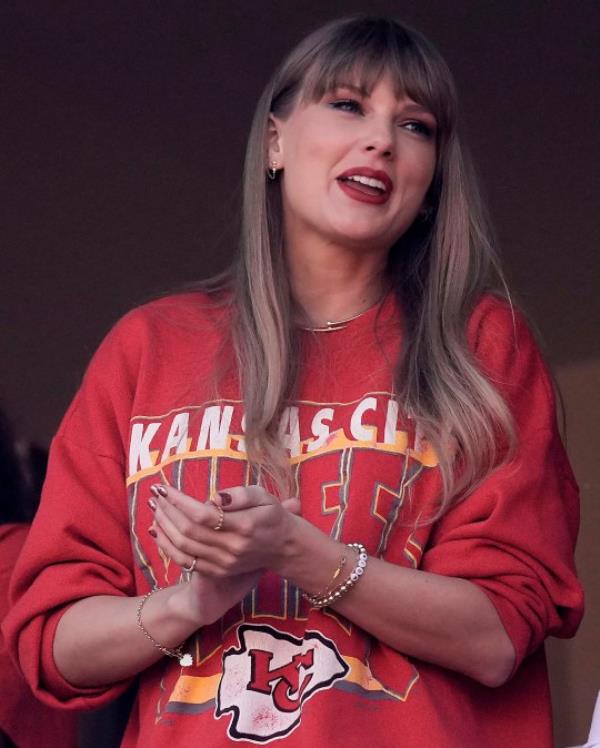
[{"x1": 136, "y1": 588, "x2": 193, "y2": 667}]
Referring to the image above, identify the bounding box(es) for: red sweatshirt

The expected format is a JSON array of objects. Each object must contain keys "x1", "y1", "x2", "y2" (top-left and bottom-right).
[
  {"x1": 3, "y1": 292, "x2": 583, "y2": 747},
  {"x1": 0, "y1": 523, "x2": 77, "y2": 747}
]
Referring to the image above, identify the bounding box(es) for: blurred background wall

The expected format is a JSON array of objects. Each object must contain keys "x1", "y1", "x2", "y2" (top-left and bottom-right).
[{"x1": 1, "y1": 2, "x2": 598, "y2": 745}]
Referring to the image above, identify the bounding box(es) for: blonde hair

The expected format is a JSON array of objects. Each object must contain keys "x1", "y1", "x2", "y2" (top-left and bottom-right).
[{"x1": 204, "y1": 15, "x2": 516, "y2": 514}]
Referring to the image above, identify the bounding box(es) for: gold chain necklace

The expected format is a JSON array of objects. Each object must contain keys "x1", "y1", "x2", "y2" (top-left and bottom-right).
[{"x1": 298, "y1": 292, "x2": 388, "y2": 333}]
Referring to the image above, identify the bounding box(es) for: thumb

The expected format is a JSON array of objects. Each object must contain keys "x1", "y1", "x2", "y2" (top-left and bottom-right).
[
  {"x1": 281, "y1": 497, "x2": 301, "y2": 515},
  {"x1": 214, "y1": 485, "x2": 277, "y2": 512}
]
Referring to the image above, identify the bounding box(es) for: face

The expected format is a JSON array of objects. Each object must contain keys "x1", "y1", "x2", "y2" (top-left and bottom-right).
[{"x1": 269, "y1": 73, "x2": 438, "y2": 255}]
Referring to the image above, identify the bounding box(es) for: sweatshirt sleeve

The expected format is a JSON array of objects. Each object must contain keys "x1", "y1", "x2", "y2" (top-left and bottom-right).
[
  {"x1": 2, "y1": 309, "x2": 147, "y2": 709},
  {"x1": 420, "y1": 296, "x2": 584, "y2": 673}
]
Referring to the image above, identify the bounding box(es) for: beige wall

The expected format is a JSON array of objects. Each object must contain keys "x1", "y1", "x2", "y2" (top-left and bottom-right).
[{"x1": 548, "y1": 358, "x2": 600, "y2": 746}]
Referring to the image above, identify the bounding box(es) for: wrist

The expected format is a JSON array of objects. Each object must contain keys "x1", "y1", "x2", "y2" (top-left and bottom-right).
[
  {"x1": 276, "y1": 515, "x2": 347, "y2": 595},
  {"x1": 274, "y1": 513, "x2": 313, "y2": 578},
  {"x1": 164, "y1": 581, "x2": 205, "y2": 632},
  {"x1": 273, "y1": 512, "x2": 304, "y2": 576}
]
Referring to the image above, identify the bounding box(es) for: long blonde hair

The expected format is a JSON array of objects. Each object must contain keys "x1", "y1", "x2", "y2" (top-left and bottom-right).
[{"x1": 207, "y1": 15, "x2": 516, "y2": 514}]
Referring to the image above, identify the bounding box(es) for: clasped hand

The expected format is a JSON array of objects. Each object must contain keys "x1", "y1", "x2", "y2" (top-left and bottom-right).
[
  {"x1": 149, "y1": 484, "x2": 301, "y2": 579},
  {"x1": 147, "y1": 485, "x2": 302, "y2": 627}
]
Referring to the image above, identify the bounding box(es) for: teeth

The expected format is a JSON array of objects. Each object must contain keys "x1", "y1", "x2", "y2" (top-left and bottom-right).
[{"x1": 345, "y1": 175, "x2": 387, "y2": 191}]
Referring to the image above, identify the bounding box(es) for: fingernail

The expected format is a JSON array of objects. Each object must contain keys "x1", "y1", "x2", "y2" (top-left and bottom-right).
[
  {"x1": 218, "y1": 491, "x2": 232, "y2": 506},
  {"x1": 148, "y1": 526, "x2": 157, "y2": 538},
  {"x1": 148, "y1": 498, "x2": 157, "y2": 511},
  {"x1": 152, "y1": 484, "x2": 168, "y2": 497}
]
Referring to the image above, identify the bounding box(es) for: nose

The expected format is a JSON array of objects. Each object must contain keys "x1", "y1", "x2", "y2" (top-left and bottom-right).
[{"x1": 364, "y1": 120, "x2": 395, "y2": 159}]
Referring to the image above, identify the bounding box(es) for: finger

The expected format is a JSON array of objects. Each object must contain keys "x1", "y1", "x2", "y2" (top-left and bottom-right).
[
  {"x1": 151, "y1": 489, "x2": 224, "y2": 541},
  {"x1": 153, "y1": 500, "x2": 233, "y2": 560},
  {"x1": 150, "y1": 522, "x2": 193, "y2": 569},
  {"x1": 152, "y1": 495, "x2": 201, "y2": 546},
  {"x1": 151, "y1": 522, "x2": 236, "y2": 578},
  {"x1": 151, "y1": 484, "x2": 221, "y2": 529},
  {"x1": 153, "y1": 496, "x2": 252, "y2": 569},
  {"x1": 281, "y1": 497, "x2": 301, "y2": 515},
  {"x1": 152, "y1": 498, "x2": 228, "y2": 548},
  {"x1": 152, "y1": 490, "x2": 253, "y2": 565},
  {"x1": 215, "y1": 485, "x2": 278, "y2": 512}
]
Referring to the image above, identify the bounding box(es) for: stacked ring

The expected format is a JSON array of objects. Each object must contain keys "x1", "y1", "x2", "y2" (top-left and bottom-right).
[
  {"x1": 182, "y1": 557, "x2": 197, "y2": 573},
  {"x1": 210, "y1": 497, "x2": 225, "y2": 531}
]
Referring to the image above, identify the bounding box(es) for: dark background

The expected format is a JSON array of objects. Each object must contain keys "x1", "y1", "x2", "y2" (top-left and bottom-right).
[
  {"x1": 2, "y1": 0, "x2": 599, "y2": 446},
  {"x1": 2, "y1": 3, "x2": 599, "y2": 745}
]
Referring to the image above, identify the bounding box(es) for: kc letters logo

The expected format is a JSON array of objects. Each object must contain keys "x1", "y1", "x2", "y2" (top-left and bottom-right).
[{"x1": 216, "y1": 624, "x2": 349, "y2": 742}]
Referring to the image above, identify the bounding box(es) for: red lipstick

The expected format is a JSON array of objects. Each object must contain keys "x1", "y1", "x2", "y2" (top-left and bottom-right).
[{"x1": 336, "y1": 166, "x2": 393, "y2": 205}]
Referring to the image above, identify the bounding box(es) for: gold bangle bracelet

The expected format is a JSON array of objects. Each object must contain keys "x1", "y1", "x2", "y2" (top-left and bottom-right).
[
  {"x1": 302, "y1": 543, "x2": 368, "y2": 609},
  {"x1": 303, "y1": 553, "x2": 347, "y2": 602}
]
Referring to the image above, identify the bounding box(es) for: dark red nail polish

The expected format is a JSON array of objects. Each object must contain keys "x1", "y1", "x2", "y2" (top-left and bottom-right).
[
  {"x1": 156, "y1": 485, "x2": 168, "y2": 497},
  {"x1": 148, "y1": 498, "x2": 157, "y2": 511},
  {"x1": 218, "y1": 491, "x2": 232, "y2": 506},
  {"x1": 148, "y1": 526, "x2": 157, "y2": 538}
]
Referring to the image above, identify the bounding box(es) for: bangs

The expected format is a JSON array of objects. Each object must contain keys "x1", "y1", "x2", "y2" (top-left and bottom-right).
[{"x1": 297, "y1": 17, "x2": 456, "y2": 133}]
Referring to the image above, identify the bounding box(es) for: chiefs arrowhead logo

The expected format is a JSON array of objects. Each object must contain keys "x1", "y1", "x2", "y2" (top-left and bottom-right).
[{"x1": 216, "y1": 624, "x2": 349, "y2": 742}]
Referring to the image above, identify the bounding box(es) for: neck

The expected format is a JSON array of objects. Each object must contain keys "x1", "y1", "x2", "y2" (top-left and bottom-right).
[{"x1": 287, "y1": 241, "x2": 389, "y2": 329}]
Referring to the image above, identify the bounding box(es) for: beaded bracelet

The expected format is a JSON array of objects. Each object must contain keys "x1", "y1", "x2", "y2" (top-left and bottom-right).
[
  {"x1": 303, "y1": 543, "x2": 368, "y2": 609},
  {"x1": 136, "y1": 588, "x2": 193, "y2": 667},
  {"x1": 314, "y1": 553, "x2": 348, "y2": 600}
]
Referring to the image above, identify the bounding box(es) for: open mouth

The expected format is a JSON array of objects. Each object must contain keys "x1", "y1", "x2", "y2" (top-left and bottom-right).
[
  {"x1": 336, "y1": 169, "x2": 393, "y2": 204},
  {"x1": 337, "y1": 174, "x2": 387, "y2": 197}
]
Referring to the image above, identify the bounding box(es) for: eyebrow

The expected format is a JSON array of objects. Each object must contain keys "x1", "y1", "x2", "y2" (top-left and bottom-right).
[
  {"x1": 401, "y1": 102, "x2": 437, "y2": 119},
  {"x1": 332, "y1": 83, "x2": 437, "y2": 120},
  {"x1": 332, "y1": 82, "x2": 371, "y2": 97}
]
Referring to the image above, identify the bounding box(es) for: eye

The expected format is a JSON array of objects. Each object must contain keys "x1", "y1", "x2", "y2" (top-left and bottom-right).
[
  {"x1": 402, "y1": 120, "x2": 435, "y2": 138},
  {"x1": 329, "y1": 98, "x2": 364, "y2": 114}
]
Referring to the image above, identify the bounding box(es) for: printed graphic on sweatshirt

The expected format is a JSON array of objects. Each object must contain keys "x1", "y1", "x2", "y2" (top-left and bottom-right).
[
  {"x1": 128, "y1": 394, "x2": 436, "y2": 581},
  {"x1": 126, "y1": 395, "x2": 437, "y2": 483},
  {"x1": 165, "y1": 632, "x2": 420, "y2": 722},
  {"x1": 214, "y1": 624, "x2": 348, "y2": 743},
  {"x1": 128, "y1": 394, "x2": 433, "y2": 726}
]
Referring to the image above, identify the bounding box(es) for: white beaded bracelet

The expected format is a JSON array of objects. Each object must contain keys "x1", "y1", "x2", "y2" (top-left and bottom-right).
[{"x1": 303, "y1": 543, "x2": 368, "y2": 608}]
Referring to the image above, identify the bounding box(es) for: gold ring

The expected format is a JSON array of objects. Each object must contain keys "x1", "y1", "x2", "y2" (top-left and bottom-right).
[
  {"x1": 210, "y1": 497, "x2": 225, "y2": 531},
  {"x1": 213, "y1": 504, "x2": 224, "y2": 531},
  {"x1": 182, "y1": 557, "x2": 197, "y2": 573}
]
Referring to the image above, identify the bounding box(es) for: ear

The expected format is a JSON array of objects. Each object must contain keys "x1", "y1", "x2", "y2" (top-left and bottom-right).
[{"x1": 267, "y1": 114, "x2": 284, "y2": 169}]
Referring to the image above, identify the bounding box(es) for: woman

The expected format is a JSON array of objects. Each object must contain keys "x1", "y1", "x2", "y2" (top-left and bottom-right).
[{"x1": 4, "y1": 15, "x2": 583, "y2": 747}]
